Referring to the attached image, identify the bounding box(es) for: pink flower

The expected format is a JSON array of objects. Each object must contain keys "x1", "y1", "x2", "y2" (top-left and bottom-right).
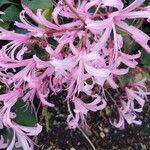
[
  {"x1": 0, "y1": 88, "x2": 41, "y2": 149},
  {"x1": 0, "y1": 88, "x2": 23, "y2": 106},
  {"x1": 0, "y1": 1, "x2": 150, "y2": 148},
  {"x1": 112, "y1": 79, "x2": 150, "y2": 129},
  {"x1": 116, "y1": 51, "x2": 141, "y2": 68},
  {"x1": 86, "y1": 0, "x2": 150, "y2": 54},
  {"x1": 0, "y1": 28, "x2": 31, "y2": 60},
  {"x1": 38, "y1": 82, "x2": 55, "y2": 107},
  {"x1": 67, "y1": 96, "x2": 106, "y2": 128},
  {"x1": 15, "y1": 5, "x2": 59, "y2": 37},
  {"x1": 112, "y1": 100, "x2": 142, "y2": 129},
  {"x1": 1, "y1": 102, "x2": 42, "y2": 149}
]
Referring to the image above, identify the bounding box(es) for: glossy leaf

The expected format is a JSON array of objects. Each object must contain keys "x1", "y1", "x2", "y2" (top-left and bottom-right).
[
  {"x1": 1, "y1": 5, "x2": 20, "y2": 22},
  {"x1": 11, "y1": 99, "x2": 37, "y2": 127},
  {"x1": 21, "y1": 0, "x2": 53, "y2": 11}
]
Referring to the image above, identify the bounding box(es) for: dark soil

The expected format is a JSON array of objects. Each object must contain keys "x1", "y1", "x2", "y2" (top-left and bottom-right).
[{"x1": 37, "y1": 91, "x2": 150, "y2": 150}]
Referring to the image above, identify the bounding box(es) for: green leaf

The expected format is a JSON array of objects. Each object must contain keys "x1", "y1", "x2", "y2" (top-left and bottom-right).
[
  {"x1": 21, "y1": 0, "x2": 53, "y2": 11},
  {"x1": 105, "y1": 106, "x2": 113, "y2": 117},
  {"x1": 124, "y1": 18, "x2": 134, "y2": 26},
  {"x1": 44, "y1": 108, "x2": 53, "y2": 132},
  {"x1": 11, "y1": 99, "x2": 37, "y2": 127},
  {"x1": 1, "y1": 5, "x2": 20, "y2": 22},
  {"x1": 0, "y1": 84, "x2": 7, "y2": 94},
  {"x1": 42, "y1": 8, "x2": 53, "y2": 21},
  {"x1": 141, "y1": 49, "x2": 150, "y2": 66},
  {"x1": 0, "y1": 21, "x2": 10, "y2": 29},
  {"x1": 34, "y1": 44, "x2": 50, "y2": 61},
  {"x1": 117, "y1": 28, "x2": 139, "y2": 52},
  {"x1": 0, "y1": 0, "x2": 18, "y2": 7},
  {"x1": 14, "y1": 28, "x2": 28, "y2": 34},
  {"x1": 121, "y1": 74, "x2": 131, "y2": 84},
  {"x1": 144, "y1": 0, "x2": 150, "y2": 5},
  {"x1": 20, "y1": 0, "x2": 30, "y2": 6},
  {"x1": 1, "y1": 128, "x2": 13, "y2": 142}
]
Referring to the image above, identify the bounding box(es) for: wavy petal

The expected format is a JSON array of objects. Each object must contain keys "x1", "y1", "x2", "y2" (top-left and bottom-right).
[
  {"x1": 121, "y1": 0, "x2": 145, "y2": 13},
  {"x1": 102, "y1": 0, "x2": 124, "y2": 10},
  {"x1": 117, "y1": 21, "x2": 150, "y2": 53}
]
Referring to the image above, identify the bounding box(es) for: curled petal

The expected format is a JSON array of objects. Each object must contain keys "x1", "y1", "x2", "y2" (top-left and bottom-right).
[
  {"x1": 85, "y1": 64, "x2": 111, "y2": 77},
  {"x1": 117, "y1": 21, "x2": 150, "y2": 53},
  {"x1": 52, "y1": 7, "x2": 62, "y2": 25},
  {"x1": 0, "y1": 136, "x2": 8, "y2": 149},
  {"x1": 85, "y1": 0, "x2": 100, "y2": 12},
  {"x1": 38, "y1": 91, "x2": 54, "y2": 107},
  {"x1": 67, "y1": 113, "x2": 80, "y2": 129},
  {"x1": 84, "y1": 96, "x2": 107, "y2": 111},
  {"x1": 22, "y1": 4, "x2": 41, "y2": 24},
  {"x1": 126, "y1": 88, "x2": 145, "y2": 108},
  {"x1": 122, "y1": 11, "x2": 150, "y2": 19},
  {"x1": 102, "y1": 0, "x2": 124, "y2": 10},
  {"x1": 86, "y1": 18, "x2": 112, "y2": 34},
  {"x1": 121, "y1": 0, "x2": 145, "y2": 13},
  {"x1": 91, "y1": 27, "x2": 112, "y2": 51},
  {"x1": 107, "y1": 76, "x2": 119, "y2": 89},
  {"x1": 18, "y1": 123, "x2": 42, "y2": 136},
  {"x1": 16, "y1": 132, "x2": 34, "y2": 150},
  {"x1": 111, "y1": 113, "x2": 125, "y2": 129},
  {"x1": 112, "y1": 68, "x2": 129, "y2": 75}
]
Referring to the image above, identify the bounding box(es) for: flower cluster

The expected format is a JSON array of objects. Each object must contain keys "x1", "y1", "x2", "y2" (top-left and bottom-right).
[{"x1": 0, "y1": 0, "x2": 150, "y2": 149}]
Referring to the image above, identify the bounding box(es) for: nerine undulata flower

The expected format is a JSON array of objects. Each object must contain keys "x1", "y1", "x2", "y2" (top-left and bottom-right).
[
  {"x1": 86, "y1": 0, "x2": 150, "y2": 55},
  {"x1": 67, "y1": 96, "x2": 107, "y2": 129},
  {"x1": 0, "y1": 0, "x2": 150, "y2": 149},
  {"x1": 0, "y1": 88, "x2": 42, "y2": 149},
  {"x1": 112, "y1": 79, "x2": 150, "y2": 129}
]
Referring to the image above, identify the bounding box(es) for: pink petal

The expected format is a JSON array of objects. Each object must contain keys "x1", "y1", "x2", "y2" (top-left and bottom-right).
[
  {"x1": 22, "y1": 5, "x2": 41, "y2": 24},
  {"x1": 86, "y1": 18, "x2": 112, "y2": 34},
  {"x1": 18, "y1": 123, "x2": 42, "y2": 136},
  {"x1": 112, "y1": 68, "x2": 129, "y2": 75},
  {"x1": 52, "y1": 6, "x2": 62, "y2": 25},
  {"x1": 121, "y1": 11, "x2": 150, "y2": 19},
  {"x1": 85, "y1": 0, "x2": 100, "y2": 12},
  {"x1": 16, "y1": 133, "x2": 33, "y2": 150},
  {"x1": 91, "y1": 27, "x2": 112, "y2": 51},
  {"x1": 121, "y1": 0, "x2": 145, "y2": 13},
  {"x1": 0, "y1": 136, "x2": 8, "y2": 149},
  {"x1": 84, "y1": 64, "x2": 111, "y2": 77},
  {"x1": 107, "y1": 76, "x2": 119, "y2": 89},
  {"x1": 117, "y1": 21, "x2": 150, "y2": 53},
  {"x1": 38, "y1": 92, "x2": 54, "y2": 107},
  {"x1": 102, "y1": 0, "x2": 124, "y2": 10}
]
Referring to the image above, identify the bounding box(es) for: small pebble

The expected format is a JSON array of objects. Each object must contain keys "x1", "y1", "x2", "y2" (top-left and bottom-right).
[
  {"x1": 114, "y1": 130, "x2": 117, "y2": 134},
  {"x1": 59, "y1": 114, "x2": 64, "y2": 117},
  {"x1": 77, "y1": 142, "x2": 81, "y2": 146},
  {"x1": 103, "y1": 128, "x2": 109, "y2": 133},
  {"x1": 53, "y1": 120, "x2": 57, "y2": 125},
  {"x1": 100, "y1": 132, "x2": 105, "y2": 138},
  {"x1": 70, "y1": 148, "x2": 76, "y2": 150},
  {"x1": 146, "y1": 125, "x2": 150, "y2": 128}
]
